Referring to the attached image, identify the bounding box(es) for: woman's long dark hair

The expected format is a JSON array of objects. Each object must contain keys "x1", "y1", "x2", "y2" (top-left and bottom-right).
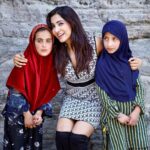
[{"x1": 46, "y1": 6, "x2": 93, "y2": 76}]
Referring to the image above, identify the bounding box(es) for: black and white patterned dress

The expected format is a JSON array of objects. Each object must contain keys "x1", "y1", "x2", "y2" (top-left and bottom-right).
[{"x1": 59, "y1": 36, "x2": 101, "y2": 129}]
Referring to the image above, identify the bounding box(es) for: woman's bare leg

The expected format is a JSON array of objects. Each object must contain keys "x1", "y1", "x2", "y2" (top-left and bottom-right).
[
  {"x1": 70, "y1": 121, "x2": 94, "y2": 150},
  {"x1": 56, "y1": 118, "x2": 74, "y2": 132},
  {"x1": 72, "y1": 121, "x2": 94, "y2": 137}
]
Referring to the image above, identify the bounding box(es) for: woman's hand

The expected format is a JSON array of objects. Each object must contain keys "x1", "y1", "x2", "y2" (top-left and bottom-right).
[
  {"x1": 128, "y1": 57, "x2": 142, "y2": 70},
  {"x1": 13, "y1": 53, "x2": 28, "y2": 68},
  {"x1": 33, "y1": 110, "x2": 43, "y2": 126}
]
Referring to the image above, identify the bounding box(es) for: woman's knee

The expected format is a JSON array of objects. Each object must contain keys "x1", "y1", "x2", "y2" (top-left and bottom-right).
[
  {"x1": 72, "y1": 121, "x2": 94, "y2": 137},
  {"x1": 56, "y1": 118, "x2": 74, "y2": 132}
]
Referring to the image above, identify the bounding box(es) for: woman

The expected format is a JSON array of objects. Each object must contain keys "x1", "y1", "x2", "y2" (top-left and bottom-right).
[{"x1": 13, "y1": 6, "x2": 142, "y2": 150}]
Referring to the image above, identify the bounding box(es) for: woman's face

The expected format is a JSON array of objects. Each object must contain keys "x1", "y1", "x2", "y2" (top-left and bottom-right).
[
  {"x1": 34, "y1": 30, "x2": 53, "y2": 56},
  {"x1": 50, "y1": 14, "x2": 72, "y2": 45},
  {"x1": 103, "y1": 32, "x2": 120, "y2": 54}
]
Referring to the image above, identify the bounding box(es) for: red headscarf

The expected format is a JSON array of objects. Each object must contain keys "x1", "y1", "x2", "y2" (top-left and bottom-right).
[{"x1": 6, "y1": 24, "x2": 60, "y2": 111}]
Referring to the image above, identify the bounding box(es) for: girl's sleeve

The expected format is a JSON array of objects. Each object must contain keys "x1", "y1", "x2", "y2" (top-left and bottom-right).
[
  {"x1": 37, "y1": 101, "x2": 52, "y2": 117},
  {"x1": 97, "y1": 87, "x2": 120, "y2": 119},
  {"x1": 132, "y1": 77, "x2": 145, "y2": 114},
  {"x1": 2, "y1": 90, "x2": 30, "y2": 118}
]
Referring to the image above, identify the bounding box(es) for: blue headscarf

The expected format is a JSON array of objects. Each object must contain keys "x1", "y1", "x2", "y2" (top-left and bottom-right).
[{"x1": 95, "y1": 20, "x2": 139, "y2": 102}]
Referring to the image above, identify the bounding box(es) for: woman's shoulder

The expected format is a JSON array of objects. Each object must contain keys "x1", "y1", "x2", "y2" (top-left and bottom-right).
[
  {"x1": 86, "y1": 31, "x2": 97, "y2": 52},
  {"x1": 86, "y1": 31, "x2": 103, "y2": 56},
  {"x1": 86, "y1": 31, "x2": 95, "y2": 43}
]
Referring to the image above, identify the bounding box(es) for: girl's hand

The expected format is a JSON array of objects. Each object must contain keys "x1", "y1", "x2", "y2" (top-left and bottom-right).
[
  {"x1": 23, "y1": 111, "x2": 34, "y2": 128},
  {"x1": 128, "y1": 106, "x2": 141, "y2": 126},
  {"x1": 128, "y1": 57, "x2": 142, "y2": 70},
  {"x1": 33, "y1": 110, "x2": 43, "y2": 126},
  {"x1": 13, "y1": 53, "x2": 28, "y2": 68},
  {"x1": 117, "y1": 113, "x2": 130, "y2": 125}
]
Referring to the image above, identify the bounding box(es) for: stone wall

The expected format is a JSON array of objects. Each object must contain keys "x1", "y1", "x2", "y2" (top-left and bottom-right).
[{"x1": 0, "y1": 0, "x2": 150, "y2": 149}]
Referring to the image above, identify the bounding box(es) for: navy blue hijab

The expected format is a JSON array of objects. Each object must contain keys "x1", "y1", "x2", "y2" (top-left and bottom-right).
[{"x1": 95, "y1": 20, "x2": 139, "y2": 102}]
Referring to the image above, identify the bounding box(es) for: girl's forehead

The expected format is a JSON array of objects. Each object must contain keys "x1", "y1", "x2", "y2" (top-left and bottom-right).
[
  {"x1": 104, "y1": 32, "x2": 116, "y2": 37},
  {"x1": 35, "y1": 30, "x2": 52, "y2": 39}
]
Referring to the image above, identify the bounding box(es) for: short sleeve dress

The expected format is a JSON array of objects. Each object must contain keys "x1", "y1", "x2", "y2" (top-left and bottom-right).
[{"x1": 59, "y1": 35, "x2": 101, "y2": 129}]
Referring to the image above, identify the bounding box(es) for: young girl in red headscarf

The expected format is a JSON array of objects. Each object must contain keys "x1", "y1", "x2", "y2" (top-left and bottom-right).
[{"x1": 2, "y1": 24, "x2": 60, "y2": 150}]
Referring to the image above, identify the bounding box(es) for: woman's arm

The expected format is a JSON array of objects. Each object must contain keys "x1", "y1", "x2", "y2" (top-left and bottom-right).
[{"x1": 95, "y1": 37, "x2": 103, "y2": 56}]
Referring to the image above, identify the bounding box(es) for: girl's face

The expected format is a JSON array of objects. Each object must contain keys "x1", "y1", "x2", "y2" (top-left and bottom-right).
[
  {"x1": 50, "y1": 14, "x2": 72, "y2": 45},
  {"x1": 34, "y1": 30, "x2": 53, "y2": 56},
  {"x1": 103, "y1": 32, "x2": 120, "y2": 54}
]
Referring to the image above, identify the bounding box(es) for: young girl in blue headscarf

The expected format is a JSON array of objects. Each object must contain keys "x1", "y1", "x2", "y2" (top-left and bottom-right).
[{"x1": 96, "y1": 20, "x2": 148, "y2": 150}]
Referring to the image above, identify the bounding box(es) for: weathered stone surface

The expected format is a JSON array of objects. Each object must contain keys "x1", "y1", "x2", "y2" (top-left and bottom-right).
[{"x1": 0, "y1": 0, "x2": 150, "y2": 149}]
